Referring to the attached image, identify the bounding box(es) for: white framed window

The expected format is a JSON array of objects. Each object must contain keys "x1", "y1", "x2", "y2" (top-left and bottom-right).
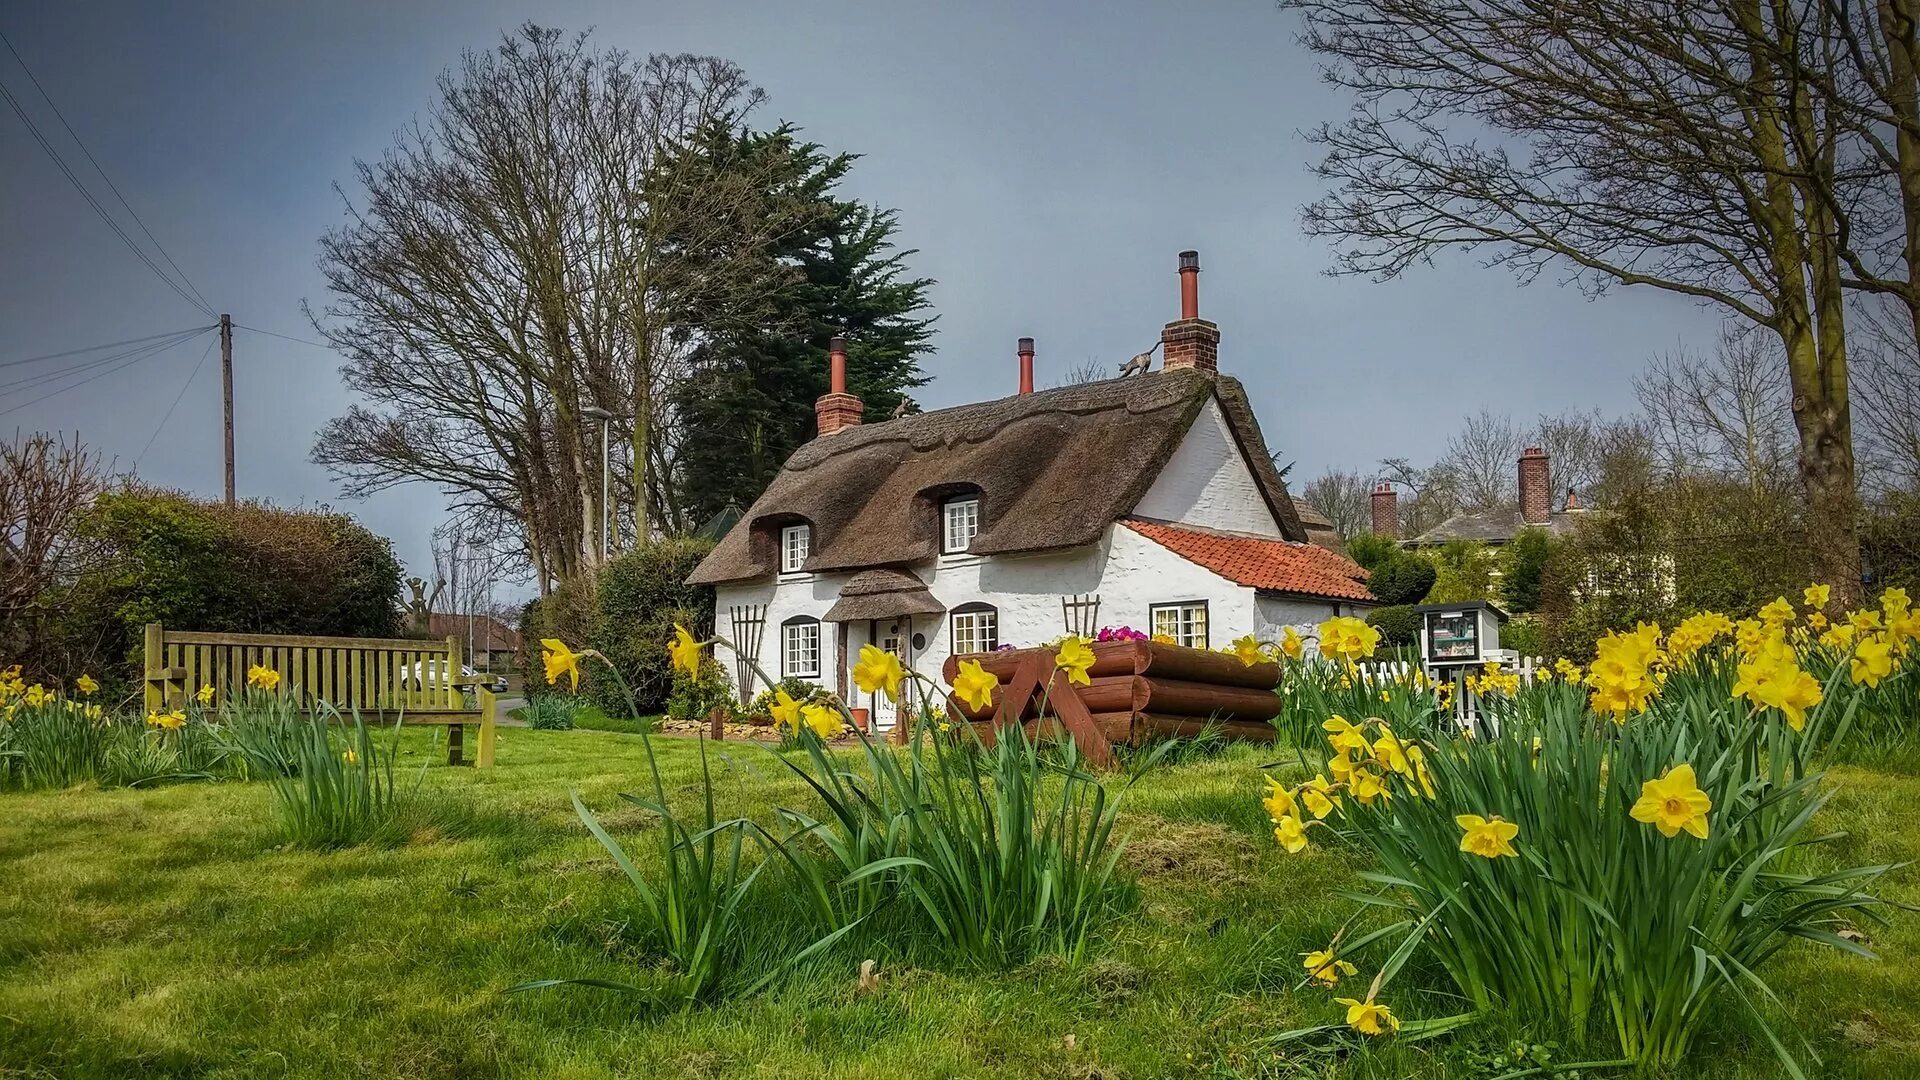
[
  {"x1": 1150, "y1": 601, "x2": 1210, "y2": 649},
  {"x1": 942, "y1": 497, "x2": 980, "y2": 554},
  {"x1": 950, "y1": 604, "x2": 999, "y2": 655},
  {"x1": 781, "y1": 618, "x2": 821, "y2": 678},
  {"x1": 781, "y1": 524, "x2": 810, "y2": 574}
]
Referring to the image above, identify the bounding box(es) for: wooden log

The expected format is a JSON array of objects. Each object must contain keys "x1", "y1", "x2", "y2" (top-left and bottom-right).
[
  {"x1": 949, "y1": 673, "x2": 1280, "y2": 723},
  {"x1": 943, "y1": 639, "x2": 1280, "y2": 691}
]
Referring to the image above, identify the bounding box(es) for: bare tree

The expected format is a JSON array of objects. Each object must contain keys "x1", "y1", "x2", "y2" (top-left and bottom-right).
[
  {"x1": 1438, "y1": 409, "x2": 1523, "y2": 511},
  {"x1": 1378, "y1": 456, "x2": 1463, "y2": 539},
  {"x1": 1636, "y1": 323, "x2": 1797, "y2": 493},
  {"x1": 1285, "y1": 0, "x2": 1871, "y2": 599},
  {"x1": 310, "y1": 25, "x2": 792, "y2": 589},
  {"x1": 1854, "y1": 296, "x2": 1920, "y2": 492},
  {"x1": 1300, "y1": 468, "x2": 1374, "y2": 542},
  {"x1": 0, "y1": 432, "x2": 104, "y2": 666},
  {"x1": 1526, "y1": 410, "x2": 1615, "y2": 507}
]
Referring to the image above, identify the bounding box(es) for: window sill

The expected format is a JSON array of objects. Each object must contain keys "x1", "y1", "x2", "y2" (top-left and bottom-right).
[{"x1": 937, "y1": 552, "x2": 984, "y2": 568}]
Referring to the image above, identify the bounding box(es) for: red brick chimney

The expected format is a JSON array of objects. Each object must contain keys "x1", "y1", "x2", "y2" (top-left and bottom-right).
[
  {"x1": 815, "y1": 336, "x2": 863, "y2": 436},
  {"x1": 1160, "y1": 250, "x2": 1220, "y2": 375},
  {"x1": 1370, "y1": 482, "x2": 1398, "y2": 538},
  {"x1": 1518, "y1": 446, "x2": 1550, "y2": 524},
  {"x1": 1018, "y1": 337, "x2": 1035, "y2": 395}
]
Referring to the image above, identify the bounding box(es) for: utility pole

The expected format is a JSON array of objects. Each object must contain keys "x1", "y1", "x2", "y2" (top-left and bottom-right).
[{"x1": 220, "y1": 313, "x2": 234, "y2": 507}]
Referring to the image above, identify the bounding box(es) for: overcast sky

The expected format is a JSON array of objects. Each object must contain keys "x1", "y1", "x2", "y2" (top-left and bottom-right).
[{"x1": 1, "y1": 1, "x2": 1722, "y2": 589}]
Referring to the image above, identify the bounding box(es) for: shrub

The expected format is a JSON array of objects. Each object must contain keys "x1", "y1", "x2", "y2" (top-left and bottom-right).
[
  {"x1": 1498, "y1": 527, "x2": 1556, "y2": 613},
  {"x1": 520, "y1": 538, "x2": 715, "y2": 715},
  {"x1": 1368, "y1": 553, "x2": 1437, "y2": 607},
  {"x1": 1344, "y1": 532, "x2": 1399, "y2": 572},
  {"x1": 1364, "y1": 605, "x2": 1419, "y2": 647},
  {"x1": 743, "y1": 677, "x2": 831, "y2": 725},
  {"x1": 1426, "y1": 539, "x2": 1498, "y2": 603},
  {"x1": 48, "y1": 487, "x2": 402, "y2": 678},
  {"x1": 666, "y1": 657, "x2": 736, "y2": 724}
]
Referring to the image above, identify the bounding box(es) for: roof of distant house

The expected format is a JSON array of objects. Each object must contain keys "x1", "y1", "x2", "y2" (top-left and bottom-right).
[
  {"x1": 1121, "y1": 518, "x2": 1376, "y2": 603},
  {"x1": 1409, "y1": 507, "x2": 1586, "y2": 546},
  {"x1": 425, "y1": 612, "x2": 521, "y2": 651},
  {"x1": 688, "y1": 368, "x2": 1324, "y2": 585}
]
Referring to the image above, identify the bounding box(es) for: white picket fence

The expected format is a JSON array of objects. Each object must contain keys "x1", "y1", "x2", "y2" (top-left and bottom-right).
[{"x1": 1355, "y1": 655, "x2": 1551, "y2": 730}]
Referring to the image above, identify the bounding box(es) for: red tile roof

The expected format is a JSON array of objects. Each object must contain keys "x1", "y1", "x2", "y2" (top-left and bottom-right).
[{"x1": 1121, "y1": 519, "x2": 1376, "y2": 603}]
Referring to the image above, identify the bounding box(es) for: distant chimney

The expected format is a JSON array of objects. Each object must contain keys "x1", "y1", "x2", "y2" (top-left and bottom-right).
[
  {"x1": 1519, "y1": 446, "x2": 1550, "y2": 524},
  {"x1": 1563, "y1": 487, "x2": 1581, "y2": 512},
  {"x1": 1370, "y1": 482, "x2": 1398, "y2": 539},
  {"x1": 815, "y1": 336, "x2": 863, "y2": 436},
  {"x1": 1018, "y1": 337, "x2": 1035, "y2": 395},
  {"x1": 1160, "y1": 250, "x2": 1220, "y2": 375}
]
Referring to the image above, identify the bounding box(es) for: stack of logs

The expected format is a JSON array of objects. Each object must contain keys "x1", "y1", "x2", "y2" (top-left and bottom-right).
[{"x1": 939, "y1": 638, "x2": 1282, "y2": 749}]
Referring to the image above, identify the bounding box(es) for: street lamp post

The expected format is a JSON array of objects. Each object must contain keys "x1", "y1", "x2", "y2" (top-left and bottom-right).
[{"x1": 581, "y1": 405, "x2": 621, "y2": 562}]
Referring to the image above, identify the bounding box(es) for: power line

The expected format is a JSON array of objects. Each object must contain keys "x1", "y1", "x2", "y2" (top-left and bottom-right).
[
  {"x1": 136, "y1": 334, "x2": 217, "y2": 466},
  {"x1": 0, "y1": 325, "x2": 213, "y2": 371},
  {"x1": 0, "y1": 327, "x2": 211, "y2": 418},
  {"x1": 0, "y1": 328, "x2": 209, "y2": 393},
  {"x1": 233, "y1": 324, "x2": 333, "y2": 350},
  {"x1": 0, "y1": 29, "x2": 213, "y2": 315}
]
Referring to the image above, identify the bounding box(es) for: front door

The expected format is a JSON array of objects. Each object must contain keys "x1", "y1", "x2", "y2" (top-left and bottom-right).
[{"x1": 868, "y1": 618, "x2": 911, "y2": 733}]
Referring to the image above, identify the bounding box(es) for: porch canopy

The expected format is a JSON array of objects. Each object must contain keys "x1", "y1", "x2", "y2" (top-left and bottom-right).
[{"x1": 824, "y1": 569, "x2": 946, "y2": 622}]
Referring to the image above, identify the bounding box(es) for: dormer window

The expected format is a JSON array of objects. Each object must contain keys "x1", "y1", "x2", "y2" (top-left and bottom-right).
[
  {"x1": 942, "y1": 497, "x2": 980, "y2": 555},
  {"x1": 781, "y1": 524, "x2": 810, "y2": 574}
]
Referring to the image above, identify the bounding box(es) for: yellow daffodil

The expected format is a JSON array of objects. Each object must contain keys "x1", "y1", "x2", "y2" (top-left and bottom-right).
[
  {"x1": 1406, "y1": 744, "x2": 1437, "y2": 798},
  {"x1": 342, "y1": 748, "x2": 359, "y2": 765},
  {"x1": 1758, "y1": 597, "x2": 1796, "y2": 627},
  {"x1": 1820, "y1": 623, "x2": 1857, "y2": 650},
  {"x1": 1322, "y1": 714, "x2": 1370, "y2": 755},
  {"x1": 1230, "y1": 634, "x2": 1264, "y2": 667},
  {"x1": 1348, "y1": 766, "x2": 1389, "y2": 805},
  {"x1": 83, "y1": 703, "x2": 102, "y2": 721},
  {"x1": 854, "y1": 644, "x2": 906, "y2": 702},
  {"x1": 1731, "y1": 632, "x2": 1822, "y2": 731},
  {"x1": 1371, "y1": 732, "x2": 1410, "y2": 776},
  {"x1": 1316, "y1": 616, "x2": 1380, "y2": 664},
  {"x1": 1456, "y1": 814, "x2": 1520, "y2": 859},
  {"x1": 668, "y1": 624, "x2": 704, "y2": 678},
  {"x1": 1852, "y1": 636, "x2": 1895, "y2": 688},
  {"x1": 196, "y1": 684, "x2": 216, "y2": 706},
  {"x1": 74, "y1": 674, "x2": 99, "y2": 696},
  {"x1": 1273, "y1": 814, "x2": 1309, "y2": 853},
  {"x1": 246, "y1": 665, "x2": 281, "y2": 691},
  {"x1": 802, "y1": 703, "x2": 843, "y2": 740},
  {"x1": 146, "y1": 709, "x2": 186, "y2": 731},
  {"x1": 1280, "y1": 625, "x2": 1304, "y2": 660},
  {"x1": 1851, "y1": 609, "x2": 1884, "y2": 633},
  {"x1": 1804, "y1": 583, "x2": 1831, "y2": 610},
  {"x1": 1631, "y1": 763, "x2": 1713, "y2": 839},
  {"x1": 951, "y1": 659, "x2": 998, "y2": 712},
  {"x1": 1302, "y1": 949, "x2": 1357, "y2": 987},
  {"x1": 542, "y1": 639, "x2": 584, "y2": 689},
  {"x1": 1262, "y1": 775, "x2": 1297, "y2": 822},
  {"x1": 22, "y1": 684, "x2": 48, "y2": 707},
  {"x1": 1588, "y1": 622, "x2": 1662, "y2": 721},
  {"x1": 769, "y1": 689, "x2": 804, "y2": 732},
  {"x1": 1807, "y1": 611, "x2": 1828, "y2": 630},
  {"x1": 1300, "y1": 774, "x2": 1338, "y2": 819},
  {"x1": 1335, "y1": 997, "x2": 1400, "y2": 1036},
  {"x1": 1554, "y1": 657, "x2": 1583, "y2": 682},
  {"x1": 1054, "y1": 636, "x2": 1096, "y2": 686}
]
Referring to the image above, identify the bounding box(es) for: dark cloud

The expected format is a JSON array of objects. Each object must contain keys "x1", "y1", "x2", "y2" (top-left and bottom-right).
[{"x1": 0, "y1": 0, "x2": 1720, "y2": 589}]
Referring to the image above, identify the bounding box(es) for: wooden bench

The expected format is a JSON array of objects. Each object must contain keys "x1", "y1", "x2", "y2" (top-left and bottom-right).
[{"x1": 142, "y1": 624, "x2": 498, "y2": 767}]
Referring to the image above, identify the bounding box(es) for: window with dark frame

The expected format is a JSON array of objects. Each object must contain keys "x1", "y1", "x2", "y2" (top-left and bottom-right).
[
  {"x1": 1150, "y1": 601, "x2": 1210, "y2": 649},
  {"x1": 950, "y1": 603, "x2": 999, "y2": 655},
  {"x1": 781, "y1": 617, "x2": 821, "y2": 678},
  {"x1": 780, "y1": 524, "x2": 810, "y2": 574},
  {"x1": 942, "y1": 497, "x2": 980, "y2": 554}
]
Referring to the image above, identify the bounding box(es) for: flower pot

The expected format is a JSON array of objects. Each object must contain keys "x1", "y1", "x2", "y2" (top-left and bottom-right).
[{"x1": 850, "y1": 706, "x2": 870, "y2": 732}]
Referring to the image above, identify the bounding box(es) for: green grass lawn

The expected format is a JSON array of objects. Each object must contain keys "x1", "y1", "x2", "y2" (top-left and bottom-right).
[{"x1": 5, "y1": 729, "x2": 1920, "y2": 1078}]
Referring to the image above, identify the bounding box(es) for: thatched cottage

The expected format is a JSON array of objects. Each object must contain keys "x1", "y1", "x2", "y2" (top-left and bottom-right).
[{"x1": 687, "y1": 251, "x2": 1375, "y2": 728}]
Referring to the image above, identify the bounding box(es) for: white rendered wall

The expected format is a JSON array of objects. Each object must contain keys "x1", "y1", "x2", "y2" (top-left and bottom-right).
[{"x1": 1131, "y1": 397, "x2": 1283, "y2": 538}]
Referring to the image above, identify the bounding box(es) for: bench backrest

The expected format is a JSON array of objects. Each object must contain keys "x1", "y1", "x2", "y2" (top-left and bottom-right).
[{"x1": 143, "y1": 623, "x2": 474, "y2": 716}]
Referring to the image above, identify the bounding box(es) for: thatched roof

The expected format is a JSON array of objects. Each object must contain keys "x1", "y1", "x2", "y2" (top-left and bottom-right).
[
  {"x1": 687, "y1": 369, "x2": 1311, "y2": 585},
  {"x1": 822, "y1": 569, "x2": 948, "y2": 622}
]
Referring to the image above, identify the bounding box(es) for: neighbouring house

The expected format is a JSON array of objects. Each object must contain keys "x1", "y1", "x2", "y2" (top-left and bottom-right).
[
  {"x1": 426, "y1": 612, "x2": 522, "y2": 671},
  {"x1": 1378, "y1": 447, "x2": 1588, "y2": 547},
  {"x1": 687, "y1": 251, "x2": 1375, "y2": 729}
]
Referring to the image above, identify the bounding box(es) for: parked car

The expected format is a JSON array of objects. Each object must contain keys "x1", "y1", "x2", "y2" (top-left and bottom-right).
[{"x1": 404, "y1": 659, "x2": 509, "y2": 695}]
